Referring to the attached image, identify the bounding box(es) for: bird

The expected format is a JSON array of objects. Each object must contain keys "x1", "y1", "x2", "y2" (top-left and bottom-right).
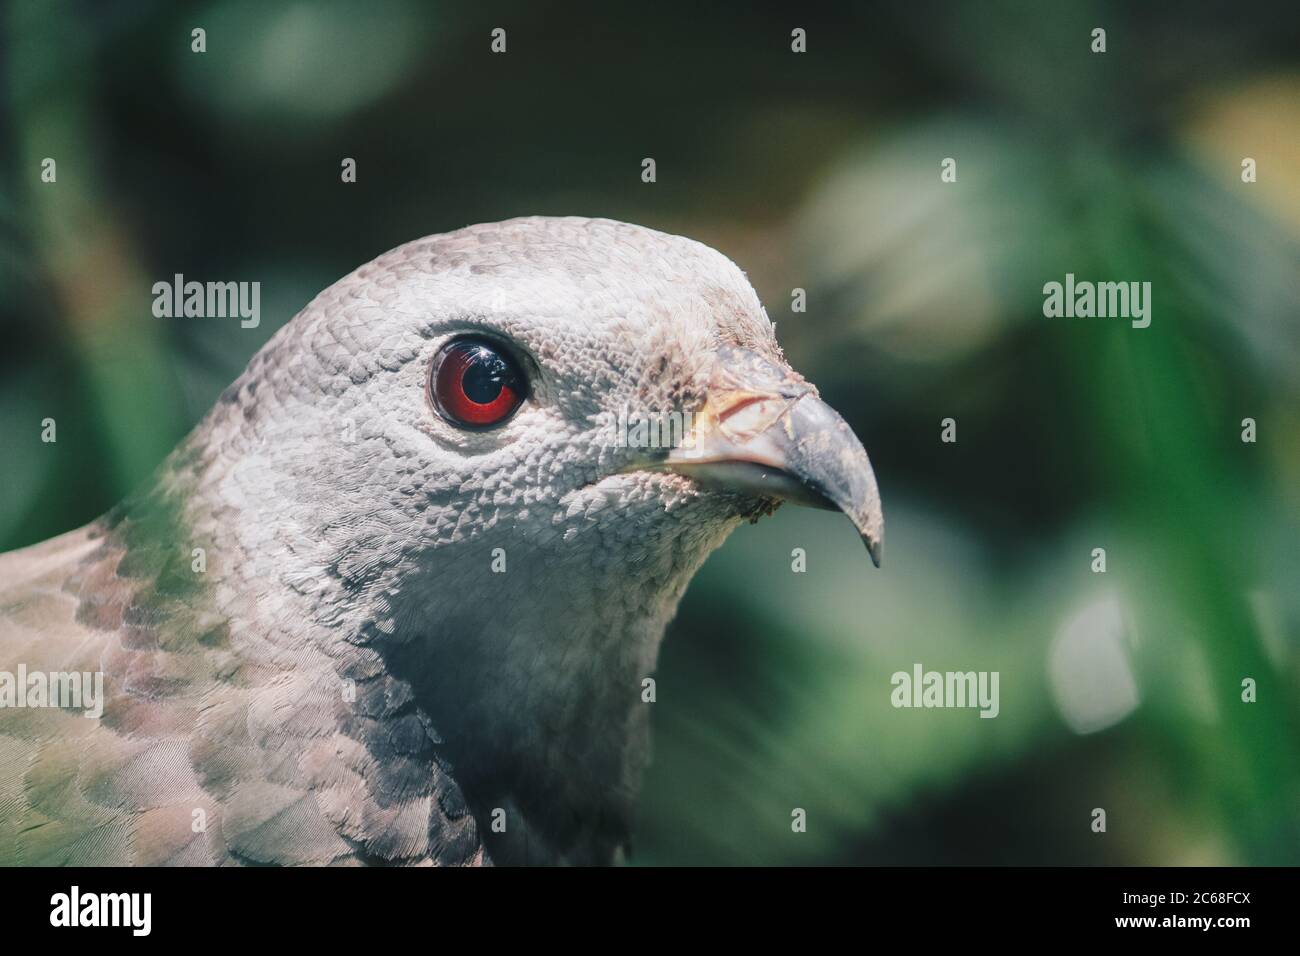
[{"x1": 0, "y1": 217, "x2": 882, "y2": 866}]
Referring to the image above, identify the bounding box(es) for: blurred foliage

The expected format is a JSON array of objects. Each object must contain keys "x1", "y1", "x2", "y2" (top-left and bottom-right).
[{"x1": 2, "y1": 0, "x2": 1298, "y2": 864}]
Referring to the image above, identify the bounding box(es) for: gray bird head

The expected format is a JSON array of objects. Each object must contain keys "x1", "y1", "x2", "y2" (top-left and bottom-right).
[{"x1": 166, "y1": 216, "x2": 883, "y2": 862}]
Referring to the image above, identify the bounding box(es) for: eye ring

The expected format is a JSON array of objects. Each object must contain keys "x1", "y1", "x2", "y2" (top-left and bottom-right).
[{"x1": 429, "y1": 336, "x2": 528, "y2": 430}]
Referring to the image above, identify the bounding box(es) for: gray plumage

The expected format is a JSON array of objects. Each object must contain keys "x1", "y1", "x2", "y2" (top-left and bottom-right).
[{"x1": 0, "y1": 217, "x2": 881, "y2": 865}]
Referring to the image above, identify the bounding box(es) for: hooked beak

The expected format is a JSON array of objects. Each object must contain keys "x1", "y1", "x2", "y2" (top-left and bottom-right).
[{"x1": 658, "y1": 346, "x2": 884, "y2": 567}]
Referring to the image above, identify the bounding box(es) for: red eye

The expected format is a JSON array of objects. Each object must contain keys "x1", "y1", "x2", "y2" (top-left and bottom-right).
[{"x1": 430, "y1": 338, "x2": 527, "y2": 429}]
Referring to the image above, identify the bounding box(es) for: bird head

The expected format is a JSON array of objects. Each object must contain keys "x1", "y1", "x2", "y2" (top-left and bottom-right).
[
  {"x1": 177, "y1": 216, "x2": 883, "y2": 862},
  {"x1": 211, "y1": 216, "x2": 881, "y2": 566}
]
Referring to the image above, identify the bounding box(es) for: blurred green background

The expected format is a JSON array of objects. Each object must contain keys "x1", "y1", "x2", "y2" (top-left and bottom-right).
[{"x1": 3, "y1": 0, "x2": 1298, "y2": 864}]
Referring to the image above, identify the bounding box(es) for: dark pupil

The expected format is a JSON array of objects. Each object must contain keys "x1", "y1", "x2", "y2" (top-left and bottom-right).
[{"x1": 462, "y1": 348, "x2": 510, "y2": 404}]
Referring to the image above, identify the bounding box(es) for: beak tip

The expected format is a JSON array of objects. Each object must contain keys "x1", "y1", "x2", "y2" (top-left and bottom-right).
[{"x1": 865, "y1": 535, "x2": 883, "y2": 568}]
